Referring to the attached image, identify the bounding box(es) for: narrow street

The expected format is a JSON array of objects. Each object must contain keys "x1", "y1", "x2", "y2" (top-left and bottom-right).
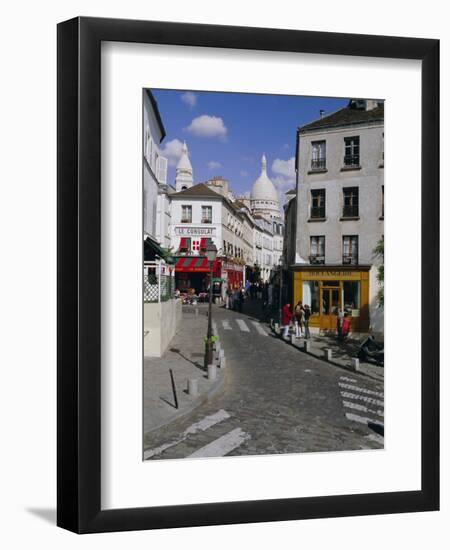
[{"x1": 144, "y1": 300, "x2": 384, "y2": 460}]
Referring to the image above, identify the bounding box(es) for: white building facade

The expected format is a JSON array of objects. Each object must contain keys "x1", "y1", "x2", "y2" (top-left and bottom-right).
[
  {"x1": 292, "y1": 99, "x2": 384, "y2": 336},
  {"x1": 143, "y1": 90, "x2": 170, "y2": 247}
]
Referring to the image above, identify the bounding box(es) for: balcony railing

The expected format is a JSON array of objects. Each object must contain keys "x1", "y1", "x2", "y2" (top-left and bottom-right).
[
  {"x1": 201, "y1": 218, "x2": 212, "y2": 224},
  {"x1": 343, "y1": 255, "x2": 358, "y2": 265},
  {"x1": 181, "y1": 218, "x2": 192, "y2": 223},
  {"x1": 310, "y1": 206, "x2": 325, "y2": 219},
  {"x1": 342, "y1": 205, "x2": 359, "y2": 218},
  {"x1": 343, "y1": 154, "x2": 360, "y2": 167},
  {"x1": 309, "y1": 255, "x2": 325, "y2": 265},
  {"x1": 311, "y1": 157, "x2": 326, "y2": 170}
]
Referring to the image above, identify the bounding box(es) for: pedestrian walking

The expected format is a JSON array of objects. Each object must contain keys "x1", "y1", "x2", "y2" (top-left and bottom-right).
[
  {"x1": 294, "y1": 301, "x2": 304, "y2": 338},
  {"x1": 237, "y1": 286, "x2": 245, "y2": 312},
  {"x1": 337, "y1": 307, "x2": 345, "y2": 339},
  {"x1": 281, "y1": 302, "x2": 293, "y2": 339},
  {"x1": 303, "y1": 304, "x2": 311, "y2": 339}
]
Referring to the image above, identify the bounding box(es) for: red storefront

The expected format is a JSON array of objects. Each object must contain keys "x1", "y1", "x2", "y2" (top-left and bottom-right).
[{"x1": 174, "y1": 237, "x2": 222, "y2": 295}]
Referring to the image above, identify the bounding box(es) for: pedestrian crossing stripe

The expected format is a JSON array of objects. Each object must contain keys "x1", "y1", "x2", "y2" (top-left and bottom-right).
[
  {"x1": 236, "y1": 319, "x2": 250, "y2": 332},
  {"x1": 222, "y1": 320, "x2": 232, "y2": 330},
  {"x1": 340, "y1": 391, "x2": 384, "y2": 407},
  {"x1": 342, "y1": 400, "x2": 384, "y2": 417},
  {"x1": 251, "y1": 320, "x2": 268, "y2": 336},
  {"x1": 338, "y1": 382, "x2": 384, "y2": 398},
  {"x1": 144, "y1": 409, "x2": 230, "y2": 460},
  {"x1": 187, "y1": 427, "x2": 250, "y2": 458}
]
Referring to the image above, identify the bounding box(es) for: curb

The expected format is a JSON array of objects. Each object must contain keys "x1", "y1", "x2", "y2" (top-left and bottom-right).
[
  {"x1": 144, "y1": 364, "x2": 227, "y2": 436},
  {"x1": 272, "y1": 329, "x2": 384, "y2": 382}
]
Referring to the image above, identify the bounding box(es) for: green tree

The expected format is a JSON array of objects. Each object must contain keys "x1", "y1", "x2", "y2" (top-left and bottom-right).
[{"x1": 373, "y1": 236, "x2": 384, "y2": 307}]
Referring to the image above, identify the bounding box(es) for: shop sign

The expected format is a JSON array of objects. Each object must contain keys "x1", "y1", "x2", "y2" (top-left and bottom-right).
[
  {"x1": 304, "y1": 270, "x2": 361, "y2": 280},
  {"x1": 175, "y1": 226, "x2": 216, "y2": 236}
]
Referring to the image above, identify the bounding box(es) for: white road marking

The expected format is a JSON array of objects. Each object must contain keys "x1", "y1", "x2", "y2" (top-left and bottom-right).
[
  {"x1": 345, "y1": 412, "x2": 384, "y2": 428},
  {"x1": 338, "y1": 383, "x2": 384, "y2": 398},
  {"x1": 222, "y1": 320, "x2": 232, "y2": 330},
  {"x1": 236, "y1": 319, "x2": 250, "y2": 332},
  {"x1": 365, "y1": 433, "x2": 384, "y2": 445},
  {"x1": 342, "y1": 400, "x2": 384, "y2": 417},
  {"x1": 187, "y1": 428, "x2": 250, "y2": 458},
  {"x1": 144, "y1": 409, "x2": 230, "y2": 459},
  {"x1": 340, "y1": 376, "x2": 357, "y2": 383},
  {"x1": 251, "y1": 321, "x2": 268, "y2": 336},
  {"x1": 340, "y1": 391, "x2": 384, "y2": 407}
]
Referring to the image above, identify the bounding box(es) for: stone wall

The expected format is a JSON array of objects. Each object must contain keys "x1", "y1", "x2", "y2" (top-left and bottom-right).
[{"x1": 144, "y1": 299, "x2": 182, "y2": 357}]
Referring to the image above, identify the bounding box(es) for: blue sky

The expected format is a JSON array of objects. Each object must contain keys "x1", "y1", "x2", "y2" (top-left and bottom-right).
[{"x1": 151, "y1": 89, "x2": 348, "y2": 201}]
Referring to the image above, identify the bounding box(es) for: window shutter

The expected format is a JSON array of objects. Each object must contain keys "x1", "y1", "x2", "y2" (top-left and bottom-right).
[{"x1": 156, "y1": 156, "x2": 168, "y2": 184}]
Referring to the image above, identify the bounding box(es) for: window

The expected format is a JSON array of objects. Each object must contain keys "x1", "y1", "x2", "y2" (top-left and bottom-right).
[
  {"x1": 310, "y1": 189, "x2": 326, "y2": 218},
  {"x1": 181, "y1": 205, "x2": 192, "y2": 223},
  {"x1": 343, "y1": 235, "x2": 359, "y2": 265},
  {"x1": 201, "y1": 205, "x2": 212, "y2": 223},
  {"x1": 310, "y1": 236, "x2": 325, "y2": 264},
  {"x1": 342, "y1": 187, "x2": 359, "y2": 218},
  {"x1": 343, "y1": 281, "x2": 360, "y2": 315},
  {"x1": 303, "y1": 281, "x2": 320, "y2": 314},
  {"x1": 344, "y1": 136, "x2": 360, "y2": 167},
  {"x1": 311, "y1": 140, "x2": 326, "y2": 170}
]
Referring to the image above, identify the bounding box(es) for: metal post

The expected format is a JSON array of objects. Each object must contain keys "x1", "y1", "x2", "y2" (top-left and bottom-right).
[
  {"x1": 205, "y1": 262, "x2": 214, "y2": 368},
  {"x1": 279, "y1": 263, "x2": 283, "y2": 326}
]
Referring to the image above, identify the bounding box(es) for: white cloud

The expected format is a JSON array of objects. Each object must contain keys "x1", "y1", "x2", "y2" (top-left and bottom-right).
[
  {"x1": 208, "y1": 161, "x2": 222, "y2": 170},
  {"x1": 185, "y1": 115, "x2": 227, "y2": 140},
  {"x1": 271, "y1": 157, "x2": 296, "y2": 182},
  {"x1": 240, "y1": 170, "x2": 249, "y2": 177},
  {"x1": 181, "y1": 91, "x2": 197, "y2": 108},
  {"x1": 160, "y1": 138, "x2": 184, "y2": 167},
  {"x1": 271, "y1": 157, "x2": 296, "y2": 204}
]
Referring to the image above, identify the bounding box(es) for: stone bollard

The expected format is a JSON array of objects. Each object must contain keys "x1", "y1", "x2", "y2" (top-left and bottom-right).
[
  {"x1": 219, "y1": 355, "x2": 227, "y2": 369},
  {"x1": 274, "y1": 322, "x2": 279, "y2": 334},
  {"x1": 323, "y1": 348, "x2": 332, "y2": 361},
  {"x1": 304, "y1": 340, "x2": 311, "y2": 352},
  {"x1": 290, "y1": 333, "x2": 297, "y2": 345},
  {"x1": 350, "y1": 357, "x2": 360, "y2": 372},
  {"x1": 207, "y1": 364, "x2": 217, "y2": 381},
  {"x1": 187, "y1": 378, "x2": 198, "y2": 397}
]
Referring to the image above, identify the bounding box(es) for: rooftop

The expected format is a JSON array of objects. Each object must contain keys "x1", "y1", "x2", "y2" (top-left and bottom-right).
[
  {"x1": 299, "y1": 101, "x2": 384, "y2": 133},
  {"x1": 171, "y1": 183, "x2": 223, "y2": 199}
]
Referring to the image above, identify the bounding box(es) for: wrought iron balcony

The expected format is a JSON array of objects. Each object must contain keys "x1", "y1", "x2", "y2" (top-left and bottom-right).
[
  {"x1": 309, "y1": 255, "x2": 325, "y2": 265},
  {"x1": 342, "y1": 255, "x2": 358, "y2": 265},
  {"x1": 311, "y1": 158, "x2": 326, "y2": 170}
]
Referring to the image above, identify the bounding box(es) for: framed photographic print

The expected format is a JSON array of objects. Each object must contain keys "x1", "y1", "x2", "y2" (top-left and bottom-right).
[{"x1": 57, "y1": 17, "x2": 439, "y2": 533}]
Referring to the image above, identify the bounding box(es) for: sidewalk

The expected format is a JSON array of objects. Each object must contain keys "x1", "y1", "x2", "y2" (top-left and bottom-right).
[
  {"x1": 280, "y1": 329, "x2": 384, "y2": 382},
  {"x1": 144, "y1": 305, "x2": 225, "y2": 437}
]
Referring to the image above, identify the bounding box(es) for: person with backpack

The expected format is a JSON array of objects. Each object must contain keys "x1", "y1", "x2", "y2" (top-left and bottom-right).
[
  {"x1": 294, "y1": 301, "x2": 304, "y2": 338},
  {"x1": 303, "y1": 304, "x2": 311, "y2": 339}
]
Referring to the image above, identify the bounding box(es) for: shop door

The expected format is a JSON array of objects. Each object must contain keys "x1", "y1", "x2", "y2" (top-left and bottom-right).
[{"x1": 320, "y1": 286, "x2": 341, "y2": 331}]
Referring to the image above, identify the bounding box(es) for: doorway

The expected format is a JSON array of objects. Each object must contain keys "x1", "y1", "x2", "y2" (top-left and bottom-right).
[{"x1": 320, "y1": 283, "x2": 341, "y2": 331}]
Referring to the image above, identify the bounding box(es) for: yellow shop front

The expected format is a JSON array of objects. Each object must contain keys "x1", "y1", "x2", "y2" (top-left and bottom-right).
[{"x1": 292, "y1": 266, "x2": 371, "y2": 333}]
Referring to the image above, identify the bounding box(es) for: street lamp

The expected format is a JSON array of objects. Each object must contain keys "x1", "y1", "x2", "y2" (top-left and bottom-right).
[
  {"x1": 205, "y1": 242, "x2": 218, "y2": 368},
  {"x1": 278, "y1": 256, "x2": 284, "y2": 326}
]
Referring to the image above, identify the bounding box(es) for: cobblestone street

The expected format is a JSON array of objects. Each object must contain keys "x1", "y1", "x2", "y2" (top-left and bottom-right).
[{"x1": 144, "y1": 302, "x2": 384, "y2": 459}]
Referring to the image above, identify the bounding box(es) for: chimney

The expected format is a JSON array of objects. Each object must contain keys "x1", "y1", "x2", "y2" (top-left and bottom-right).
[{"x1": 319, "y1": 109, "x2": 325, "y2": 119}]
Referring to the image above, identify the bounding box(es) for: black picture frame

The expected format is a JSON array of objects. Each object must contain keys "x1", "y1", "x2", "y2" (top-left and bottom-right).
[{"x1": 57, "y1": 16, "x2": 439, "y2": 533}]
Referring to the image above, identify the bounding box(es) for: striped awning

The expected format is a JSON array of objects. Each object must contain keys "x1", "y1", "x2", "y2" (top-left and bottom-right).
[
  {"x1": 178, "y1": 237, "x2": 191, "y2": 252},
  {"x1": 174, "y1": 256, "x2": 221, "y2": 273}
]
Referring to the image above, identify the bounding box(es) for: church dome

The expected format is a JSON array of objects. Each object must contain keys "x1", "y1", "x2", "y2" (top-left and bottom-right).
[
  {"x1": 250, "y1": 154, "x2": 279, "y2": 204},
  {"x1": 176, "y1": 141, "x2": 193, "y2": 172}
]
